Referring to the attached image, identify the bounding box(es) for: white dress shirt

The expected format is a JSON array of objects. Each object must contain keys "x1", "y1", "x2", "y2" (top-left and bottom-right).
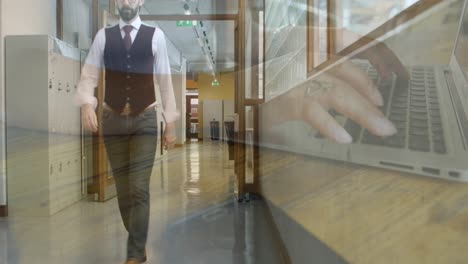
[{"x1": 74, "y1": 16, "x2": 179, "y2": 123}]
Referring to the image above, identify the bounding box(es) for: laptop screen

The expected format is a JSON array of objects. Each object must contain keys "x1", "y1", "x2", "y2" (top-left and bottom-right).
[{"x1": 455, "y1": 1, "x2": 468, "y2": 82}]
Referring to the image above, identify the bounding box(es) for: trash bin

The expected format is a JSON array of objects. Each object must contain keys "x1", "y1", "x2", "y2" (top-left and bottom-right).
[
  {"x1": 224, "y1": 121, "x2": 235, "y2": 160},
  {"x1": 210, "y1": 119, "x2": 220, "y2": 140}
]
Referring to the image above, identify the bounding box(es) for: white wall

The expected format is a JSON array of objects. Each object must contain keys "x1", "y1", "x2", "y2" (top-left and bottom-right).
[
  {"x1": 1, "y1": 0, "x2": 56, "y2": 37},
  {"x1": 0, "y1": 0, "x2": 57, "y2": 206}
]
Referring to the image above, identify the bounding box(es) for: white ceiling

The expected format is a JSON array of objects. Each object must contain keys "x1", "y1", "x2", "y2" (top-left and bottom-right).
[
  {"x1": 142, "y1": 0, "x2": 238, "y2": 73},
  {"x1": 155, "y1": 20, "x2": 235, "y2": 73}
]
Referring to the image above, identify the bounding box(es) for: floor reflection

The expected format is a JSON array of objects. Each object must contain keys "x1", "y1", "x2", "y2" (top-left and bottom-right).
[
  {"x1": 159, "y1": 199, "x2": 284, "y2": 264},
  {"x1": 0, "y1": 142, "x2": 240, "y2": 263}
]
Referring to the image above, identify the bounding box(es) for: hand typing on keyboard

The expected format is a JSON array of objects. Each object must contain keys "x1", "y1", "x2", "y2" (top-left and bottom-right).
[
  {"x1": 262, "y1": 41, "x2": 409, "y2": 144},
  {"x1": 299, "y1": 64, "x2": 397, "y2": 143}
]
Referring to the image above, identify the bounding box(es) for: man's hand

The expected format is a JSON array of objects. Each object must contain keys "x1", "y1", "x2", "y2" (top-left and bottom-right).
[
  {"x1": 164, "y1": 122, "x2": 177, "y2": 150},
  {"x1": 262, "y1": 33, "x2": 410, "y2": 144},
  {"x1": 264, "y1": 59, "x2": 398, "y2": 144},
  {"x1": 81, "y1": 104, "x2": 98, "y2": 132},
  {"x1": 297, "y1": 65, "x2": 396, "y2": 143}
]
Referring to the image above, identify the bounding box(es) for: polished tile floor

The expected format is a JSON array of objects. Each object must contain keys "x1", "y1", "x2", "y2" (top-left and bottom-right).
[{"x1": 0, "y1": 141, "x2": 283, "y2": 264}]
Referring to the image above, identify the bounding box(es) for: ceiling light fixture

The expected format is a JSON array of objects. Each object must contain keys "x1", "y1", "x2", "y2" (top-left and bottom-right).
[{"x1": 183, "y1": 3, "x2": 191, "y2": 15}]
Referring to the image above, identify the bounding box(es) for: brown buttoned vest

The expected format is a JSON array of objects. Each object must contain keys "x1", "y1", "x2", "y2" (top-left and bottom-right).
[{"x1": 103, "y1": 24, "x2": 156, "y2": 116}]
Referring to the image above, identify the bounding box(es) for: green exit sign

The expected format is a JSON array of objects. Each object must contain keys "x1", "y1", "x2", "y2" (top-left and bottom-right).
[
  {"x1": 212, "y1": 80, "x2": 220, "y2": 87},
  {"x1": 176, "y1": 20, "x2": 198, "y2": 27}
]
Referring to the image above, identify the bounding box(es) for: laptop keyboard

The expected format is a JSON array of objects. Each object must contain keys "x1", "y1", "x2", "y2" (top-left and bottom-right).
[{"x1": 331, "y1": 61, "x2": 447, "y2": 154}]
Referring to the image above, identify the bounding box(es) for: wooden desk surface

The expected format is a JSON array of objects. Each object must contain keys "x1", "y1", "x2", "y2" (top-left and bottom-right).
[{"x1": 259, "y1": 148, "x2": 468, "y2": 264}]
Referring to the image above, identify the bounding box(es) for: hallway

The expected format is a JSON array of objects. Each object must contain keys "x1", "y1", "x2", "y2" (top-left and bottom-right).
[{"x1": 0, "y1": 142, "x2": 283, "y2": 264}]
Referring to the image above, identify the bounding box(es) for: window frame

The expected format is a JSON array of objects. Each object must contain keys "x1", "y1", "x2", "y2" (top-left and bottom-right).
[{"x1": 306, "y1": 0, "x2": 443, "y2": 76}]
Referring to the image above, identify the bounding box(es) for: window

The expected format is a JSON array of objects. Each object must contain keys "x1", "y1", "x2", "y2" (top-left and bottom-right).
[
  {"x1": 307, "y1": 0, "x2": 421, "y2": 73},
  {"x1": 307, "y1": 0, "x2": 328, "y2": 71},
  {"x1": 336, "y1": 0, "x2": 420, "y2": 51}
]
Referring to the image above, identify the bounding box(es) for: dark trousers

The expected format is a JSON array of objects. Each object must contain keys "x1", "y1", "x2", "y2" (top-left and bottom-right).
[{"x1": 102, "y1": 107, "x2": 158, "y2": 261}]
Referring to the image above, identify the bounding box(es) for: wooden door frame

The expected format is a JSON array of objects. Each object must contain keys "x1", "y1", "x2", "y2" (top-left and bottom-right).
[
  {"x1": 89, "y1": 4, "x2": 119, "y2": 202},
  {"x1": 0, "y1": 1, "x2": 7, "y2": 217},
  {"x1": 237, "y1": 0, "x2": 246, "y2": 197},
  {"x1": 236, "y1": 0, "x2": 265, "y2": 197}
]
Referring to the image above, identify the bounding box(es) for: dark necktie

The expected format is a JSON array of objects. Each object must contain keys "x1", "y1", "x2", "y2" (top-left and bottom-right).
[{"x1": 123, "y1": 25, "x2": 133, "y2": 50}]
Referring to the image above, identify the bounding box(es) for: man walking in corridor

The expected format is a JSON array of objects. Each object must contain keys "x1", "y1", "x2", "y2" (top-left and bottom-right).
[{"x1": 74, "y1": 0, "x2": 179, "y2": 263}]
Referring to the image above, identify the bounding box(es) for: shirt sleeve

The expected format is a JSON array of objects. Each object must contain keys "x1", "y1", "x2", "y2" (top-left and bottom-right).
[
  {"x1": 153, "y1": 28, "x2": 180, "y2": 123},
  {"x1": 73, "y1": 28, "x2": 105, "y2": 110}
]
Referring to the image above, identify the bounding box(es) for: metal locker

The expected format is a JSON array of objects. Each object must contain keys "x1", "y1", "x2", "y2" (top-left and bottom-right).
[{"x1": 5, "y1": 35, "x2": 83, "y2": 216}]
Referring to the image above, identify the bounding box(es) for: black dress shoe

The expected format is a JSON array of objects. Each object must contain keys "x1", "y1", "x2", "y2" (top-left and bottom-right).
[{"x1": 126, "y1": 249, "x2": 146, "y2": 264}]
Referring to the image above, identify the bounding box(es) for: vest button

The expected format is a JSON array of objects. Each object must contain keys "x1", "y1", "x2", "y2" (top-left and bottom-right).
[
  {"x1": 127, "y1": 65, "x2": 131, "y2": 69},
  {"x1": 126, "y1": 97, "x2": 130, "y2": 101},
  {"x1": 127, "y1": 54, "x2": 131, "y2": 59},
  {"x1": 126, "y1": 75, "x2": 131, "y2": 79},
  {"x1": 126, "y1": 87, "x2": 131, "y2": 91}
]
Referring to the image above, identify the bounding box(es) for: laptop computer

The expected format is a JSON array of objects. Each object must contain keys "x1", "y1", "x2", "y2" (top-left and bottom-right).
[{"x1": 262, "y1": 0, "x2": 468, "y2": 182}]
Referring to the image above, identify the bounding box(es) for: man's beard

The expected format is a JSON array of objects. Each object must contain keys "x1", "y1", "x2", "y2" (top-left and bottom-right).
[{"x1": 118, "y1": 5, "x2": 139, "y2": 22}]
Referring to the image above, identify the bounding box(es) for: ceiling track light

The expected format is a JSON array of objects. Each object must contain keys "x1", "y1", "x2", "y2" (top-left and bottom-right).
[
  {"x1": 193, "y1": 27, "x2": 200, "y2": 38},
  {"x1": 197, "y1": 37, "x2": 204, "y2": 47},
  {"x1": 191, "y1": 18, "x2": 216, "y2": 76}
]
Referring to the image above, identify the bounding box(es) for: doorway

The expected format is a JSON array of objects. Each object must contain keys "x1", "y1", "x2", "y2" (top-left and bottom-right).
[{"x1": 186, "y1": 94, "x2": 199, "y2": 140}]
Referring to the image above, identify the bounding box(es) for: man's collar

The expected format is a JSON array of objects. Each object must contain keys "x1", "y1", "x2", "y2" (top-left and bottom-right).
[{"x1": 119, "y1": 16, "x2": 142, "y2": 31}]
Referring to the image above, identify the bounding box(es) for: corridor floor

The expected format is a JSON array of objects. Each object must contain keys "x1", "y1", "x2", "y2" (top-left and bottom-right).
[{"x1": 0, "y1": 142, "x2": 284, "y2": 264}]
